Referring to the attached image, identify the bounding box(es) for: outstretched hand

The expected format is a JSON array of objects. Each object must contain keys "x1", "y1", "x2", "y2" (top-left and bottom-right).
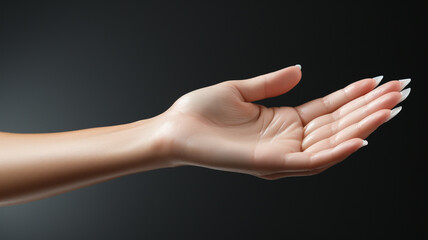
[
  {"x1": 157, "y1": 65, "x2": 410, "y2": 179},
  {"x1": 0, "y1": 65, "x2": 411, "y2": 206}
]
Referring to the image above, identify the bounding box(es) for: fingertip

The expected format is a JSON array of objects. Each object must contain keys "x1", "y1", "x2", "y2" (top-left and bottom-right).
[
  {"x1": 233, "y1": 65, "x2": 303, "y2": 102},
  {"x1": 269, "y1": 65, "x2": 302, "y2": 95},
  {"x1": 372, "y1": 75, "x2": 384, "y2": 87},
  {"x1": 386, "y1": 106, "x2": 402, "y2": 122},
  {"x1": 348, "y1": 138, "x2": 369, "y2": 153},
  {"x1": 347, "y1": 77, "x2": 377, "y2": 95},
  {"x1": 335, "y1": 138, "x2": 364, "y2": 152},
  {"x1": 398, "y1": 78, "x2": 411, "y2": 90},
  {"x1": 359, "y1": 109, "x2": 391, "y2": 128},
  {"x1": 288, "y1": 64, "x2": 303, "y2": 84},
  {"x1": 306, "y1": 138, "x2": 362, "y2": 170}
]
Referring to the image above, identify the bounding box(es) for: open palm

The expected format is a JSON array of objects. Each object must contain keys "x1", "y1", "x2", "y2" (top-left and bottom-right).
[{"x1": 162, "y1": 65, "x2": 410, "y2": 179}]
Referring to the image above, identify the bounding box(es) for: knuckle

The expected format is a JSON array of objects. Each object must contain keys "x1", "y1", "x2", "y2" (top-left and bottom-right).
[
  {"x1": 331, "y1": 110, "x2": 339, "y2": 121},
  {"x1": 329, "y1": 135, "x2": 338, "y2": 147},
  {"x1": 330, "y1": 121, "x2": 339, "y2": 134},
  {"x1": 321, "y1": 96, "x2": 331, "y2": 110}
]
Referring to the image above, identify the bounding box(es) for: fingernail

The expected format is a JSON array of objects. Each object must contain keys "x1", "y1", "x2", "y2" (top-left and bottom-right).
[
  {"x1": 386, "y1": 106, "x2": 402, "y2": 122},
  {"x1": 295, "y1": 64, "x2": 302, "y2": 70},
  {"x1": 399, "y1": 78, "x2": 411, "y2": 90},
  {"x1": 399, "y1": 88, "x2": 411, "y2": 103},
  {"x1": 373, "y1": 75, "x2": 383, "y2": 87},
  {"x1": 362, "y1": 140, "x2": 368, "y2": 147}
]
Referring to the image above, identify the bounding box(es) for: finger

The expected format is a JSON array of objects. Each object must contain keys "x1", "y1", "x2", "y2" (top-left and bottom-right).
[
  {"x1": 296, "y1": 76, "x2": 384, "y2": 125},
  {"x1": 303, "y1": 79, "x2": 406, "y2": 135},
  {"x1": 227, "y1": 65, "x2": 302, "y2": 102},
  {"x1": 302, "y1": 91, "x2": 404, "y2": 150},
  {"x1": 305, "y1": 108, "x2": 396, "y2": 153},
  {"x1": 262, "y1": 137, "x2": 365, "y2": 178},
  {"x1": 279, "y1": 138, "x2": 365, "y2": 171}
]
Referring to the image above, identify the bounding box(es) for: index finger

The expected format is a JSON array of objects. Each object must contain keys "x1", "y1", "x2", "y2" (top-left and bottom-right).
[{"x1": 295, "y1": 76, "x2": 383, "y2": 125}]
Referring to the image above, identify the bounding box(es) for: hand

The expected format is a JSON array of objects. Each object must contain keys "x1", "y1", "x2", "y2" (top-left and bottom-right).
[
  {"x1": 0, "y1": 64, "x2": 410, "y2": 205},
  {"x1": 156, "y1": 65, "x2": 410, "y2": 179}
]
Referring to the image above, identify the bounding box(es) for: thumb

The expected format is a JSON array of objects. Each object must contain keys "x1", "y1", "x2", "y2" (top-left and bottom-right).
[{"x1": 229, "y1": 65, "x2": 302, "y2": 102}]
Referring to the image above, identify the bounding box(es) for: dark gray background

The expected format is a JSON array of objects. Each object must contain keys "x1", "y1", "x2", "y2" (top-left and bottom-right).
[{"x1": 0, "y1": 0, "x2": 426, "y2": 239}]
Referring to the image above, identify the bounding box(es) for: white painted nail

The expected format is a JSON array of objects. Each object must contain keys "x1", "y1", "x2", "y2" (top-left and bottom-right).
[
  {"x1": 386, "y1": 106, "x2": 402, "y2": 122},
  {"x1": 399, "y1": 88, "x2": 411, "y2": 103},
  {"x1": 362, "y1": 140, "x2": 368, "y2": 147},
  {"x1": 373, "y1": 75, "x2": 383, "y2": 87},
  {"x1": 295, "y1": 64, "x2": 302, "y2": 69},
  {"x1": 399, "y1": 78, "x2": 411, "y2": 90}
]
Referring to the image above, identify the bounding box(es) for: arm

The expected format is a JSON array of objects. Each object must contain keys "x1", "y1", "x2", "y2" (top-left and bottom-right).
[
  {"x1": 0, "y1": 65, "x2": 410, "y2": 206},
  {"x1": 0, "y1": 118, "x2": 170, "y2": 206}
]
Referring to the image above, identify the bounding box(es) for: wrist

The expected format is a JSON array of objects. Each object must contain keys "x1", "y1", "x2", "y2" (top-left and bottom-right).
[{"x1": 129, "y1": 114, "x2": 179, "y2": 171}]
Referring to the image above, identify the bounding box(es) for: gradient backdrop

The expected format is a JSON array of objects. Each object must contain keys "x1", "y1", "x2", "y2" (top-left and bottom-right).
[{"x1": 0, "y1": 1, "x2": 426, "y2": 239}]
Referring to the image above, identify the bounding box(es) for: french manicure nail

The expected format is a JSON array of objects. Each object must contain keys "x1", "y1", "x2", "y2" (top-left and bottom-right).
[
  {"x1": 295, "y1": 64, "x2": 302, "y2": 69},
  {"x1": 362, "y1": 140, "x2": 368, "y2": 147},
  {"x1": 386, "y1": 106, "x2": 402, "y2": 122},
  {"x1": 399, "y1": 78, "x2": 411, "y2": 90},
  {"x1": 373, "y1": 75, "x2": 383, "y2": 87},
  {"x1": 399, "y1": 88, "x2": 411, "y2": 103}
]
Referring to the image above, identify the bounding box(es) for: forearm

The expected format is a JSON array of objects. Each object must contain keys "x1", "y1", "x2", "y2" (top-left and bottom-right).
[{"x1": 0, "y1": 117, "x2": 169, "y2": 206}]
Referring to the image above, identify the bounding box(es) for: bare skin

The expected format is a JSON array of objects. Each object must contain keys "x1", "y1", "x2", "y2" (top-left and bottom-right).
[{"x1": 0, "y1": 65, "x2": 410, "y2": 206}]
